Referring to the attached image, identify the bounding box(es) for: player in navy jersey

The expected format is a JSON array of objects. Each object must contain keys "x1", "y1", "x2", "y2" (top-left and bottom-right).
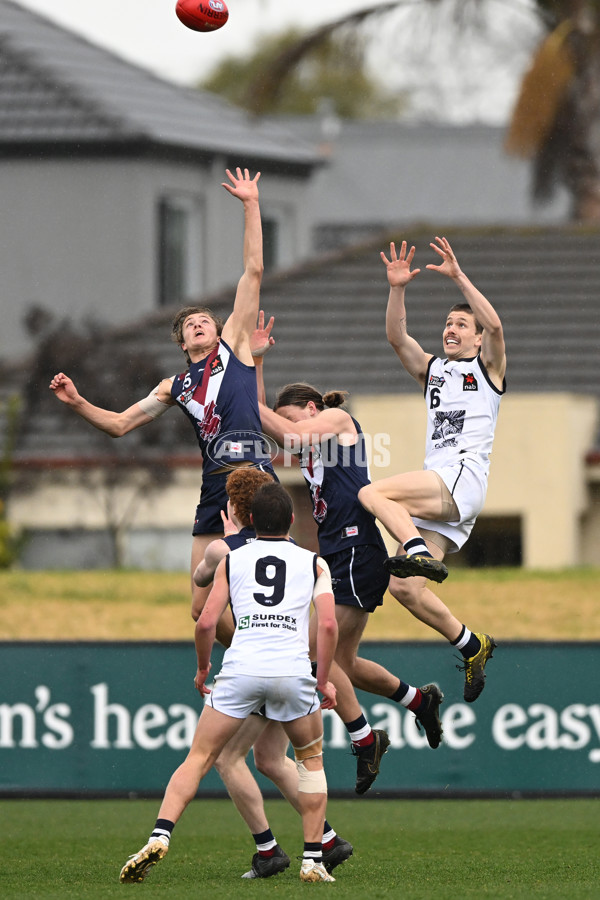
[
  {"x1": 358, "y1": 236, "x2": 506, "y2": 702},
  {"x1": 49, "y1": 167, "x2": 274, "y2": 623},
  {"x1": 259, "y1": 385, "x2": 445, "y2": 793},
  {"x1": 119, "y1": 483, "x2": 339, "y2": 885}
]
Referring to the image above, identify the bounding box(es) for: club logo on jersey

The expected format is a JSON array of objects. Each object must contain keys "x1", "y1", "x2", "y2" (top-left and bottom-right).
[
  {"x1": 463, "y1": 372, "x2": 478, "y2": 391},
  {"x1": 209, "y1": 355, "x2": 224, "y2": 376},
  {"x1": 311, "y1": 484, "x2": 328, "y2": 524},
  {"x1": 429, "y1": 375, "x2": 445, "y2": 388},
  {"x1": 199, "y1": 399, "x2": 222, "y2": 441},
  {"x1": 432, "y1": 409, "x2": 465, "y2": 449}
]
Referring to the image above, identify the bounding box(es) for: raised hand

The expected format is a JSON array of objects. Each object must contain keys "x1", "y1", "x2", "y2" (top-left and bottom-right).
[
  {"x1": 222, "y1": 167, "x2": 260, "y2": 203},
  {"x1": 250, "y1": 309, "x2": 275, "y2": 358},
  {"x1": 426, "y1": 236, "x2": 462, "y2": 279},
  {"x1": 49, "y1": 372, "x2": 80, "y2": 406},
  {"x1": 380, "y1": 240, "x2": 421, "y2": 288},
  {"x1": 220, "y1": 502, "x2": 237, "y2": 536}
]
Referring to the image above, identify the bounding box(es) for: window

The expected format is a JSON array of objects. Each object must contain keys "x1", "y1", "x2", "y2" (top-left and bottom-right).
[
  {"x1": 452, "y1": 516, "x2": 522, "y2": 568},
  {"x1": 261, "y1": 203, "x2": 295, "y2": 271},
  {"x1": 262, "y1": 217, "x2": 279, "y2": 273},
  {"x1": 157, "y1": 195, "x2": 204, "y2": 307}
]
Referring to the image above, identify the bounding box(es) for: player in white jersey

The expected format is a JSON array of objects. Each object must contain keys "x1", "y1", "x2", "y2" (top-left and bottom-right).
[
  {"x1": 192, "y1": 467, "x2": 353, "y2": 879},
  {"x1": 120, "y1": 483, "x2": 339, "y2": 885},
  {"x1": 359, "y1": 236, "x2": 506, "y2": 702}
]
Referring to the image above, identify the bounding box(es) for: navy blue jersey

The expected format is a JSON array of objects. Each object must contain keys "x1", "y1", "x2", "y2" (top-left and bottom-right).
[
  {"x1": 223, "y1": 525, "x2": 257, "y2": 551},
  {"x1": 171, "y1": 338, "x2": 273, "y2": 476},
  {"x1": 299, "y1": 416, "x2": 386, "y2": 557},
  {"x1": 224, "y1": 526, "x2": 296, "y2": 551}
]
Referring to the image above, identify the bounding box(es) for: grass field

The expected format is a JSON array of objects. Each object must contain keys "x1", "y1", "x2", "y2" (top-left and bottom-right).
[
  {"x1": 5, "y1": 797, "x2": 600, "y2": 899},
  {"x1": 2, "y1": 566, "x2": 600, "y2": 640}
]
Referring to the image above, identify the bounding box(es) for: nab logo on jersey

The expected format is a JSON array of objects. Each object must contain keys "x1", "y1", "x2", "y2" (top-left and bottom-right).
[
  {"x1": 210, "y1": 355, "x2": 224, "y2": 376},
  {"x1": 463, "y1": 373, "x2": 478, "y2": 391}
]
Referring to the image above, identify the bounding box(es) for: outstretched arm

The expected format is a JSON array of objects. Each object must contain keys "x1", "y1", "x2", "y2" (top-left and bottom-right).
[
  {"x1": 427, "y1": 236, "x2": 506, "y2": 384},
  {"x1": 381, "y1": 241, "x2": 431, "y2": 388},
  {"x1": 49, "y1": 373, "x2": 173, "y2": 437},
  {"x1": 259, "y1": 403, "x2": 355, "y2": 455},
  {"x1": 221, "y1": 167, "x2": 263, "y2": 363}
]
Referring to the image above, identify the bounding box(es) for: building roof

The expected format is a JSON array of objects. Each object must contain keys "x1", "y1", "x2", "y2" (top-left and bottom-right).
[
  {"x1": 271, "y1": 115, "x2": 570, "y2": 240},
  {"x1": 0, "y1": 1, "x2": 318, "y2": 169},
  {"x1": 7, "y1": 226, "x2": 600, "y2": 461}
]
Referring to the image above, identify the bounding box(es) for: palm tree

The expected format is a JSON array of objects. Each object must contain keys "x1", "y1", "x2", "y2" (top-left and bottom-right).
[{"x1": 244, "y1": 0, "x2": 600, "y2": 223}]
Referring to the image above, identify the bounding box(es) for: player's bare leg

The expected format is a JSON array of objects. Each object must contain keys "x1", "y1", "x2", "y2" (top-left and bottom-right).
[{"x1": 120, "y1": 707, "x2": 241, "y2": 883}]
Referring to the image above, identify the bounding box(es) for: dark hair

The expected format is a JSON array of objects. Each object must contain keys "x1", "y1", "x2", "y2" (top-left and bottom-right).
[
  {"x1": 251, "y1": 483, "x2": 293, "y2": 535},
  {"x1": 273, "y1": 382, "x2": 348, "y2": 412},
  {"x1": 225, "y1": 467, "x2": 274, "y2": 527},
  {"x1": 448, "y1": 303, "x2": 483, "y2": 335},
  {"x1": 171, "y1": 306, "x2": 224, "y2": 364}
]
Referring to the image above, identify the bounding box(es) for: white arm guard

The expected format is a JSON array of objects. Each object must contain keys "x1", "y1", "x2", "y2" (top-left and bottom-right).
[
  {"x1": 137, "y1": 384, "x2": 170, "y2": 419},
  {"x1": 313, "y1": 557, "x2": 333, "y2": 599}
]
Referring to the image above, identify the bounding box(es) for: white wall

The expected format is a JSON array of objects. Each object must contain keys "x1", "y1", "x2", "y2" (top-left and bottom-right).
[{"x1": 0, "y1": 155, "x2": 313, "y2": 360}]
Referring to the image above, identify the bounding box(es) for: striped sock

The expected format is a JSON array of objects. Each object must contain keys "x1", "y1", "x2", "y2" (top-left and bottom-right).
[
  {"x1": 344, "y1": 714, "x2": 374, "y2": 750},
  {"x1": 452, "y1": 625, "x2": 481, "y2": 658},
  {"x1": 303, "y1": 842, "x2": 323, "y2": 864},
  {"x1": 403, "y1": 537, "x2": 432, "y2": 558},
  {"x1": 253, "y1": 828, "x2": 277, "y2": 856},
  {"x1": 150, "y1": 818, "x2": 174, "y2": 847}
]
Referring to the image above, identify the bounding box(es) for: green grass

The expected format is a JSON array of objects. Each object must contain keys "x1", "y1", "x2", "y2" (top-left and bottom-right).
[
  {"x1": 2, "y1": 567, "x2": 600, "y2": 640},
  {"x1": 4, "y1": 798, "x2": 600, "y2": 898}
]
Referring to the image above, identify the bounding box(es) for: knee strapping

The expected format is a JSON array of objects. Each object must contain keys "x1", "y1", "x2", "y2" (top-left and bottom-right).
[
  {"x1": 296, "y1": 760, "x2": 327, "y2": 794},
  {"x1": 293, "y1": 734, "x2": 323, "y2": 761},
  {"x1": 293, "y1": 734, "x2": 326, "y2": 793}
]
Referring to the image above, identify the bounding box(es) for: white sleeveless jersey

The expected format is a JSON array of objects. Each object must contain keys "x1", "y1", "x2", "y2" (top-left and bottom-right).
[
  {"x1": 221, "y1": 538, "x2": 318, "y2": 678},
  {"x1": 422, "y1": 355, "x2": 505, "y2": 474}
]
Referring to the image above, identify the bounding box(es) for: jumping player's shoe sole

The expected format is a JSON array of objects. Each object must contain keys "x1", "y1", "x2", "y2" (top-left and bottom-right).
[{"x1": 384, "y1": 554, "x2": 449, "y2": 583}]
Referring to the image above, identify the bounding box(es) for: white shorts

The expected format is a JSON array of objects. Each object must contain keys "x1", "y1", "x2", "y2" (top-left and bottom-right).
[
  {"x1": 413, "y1": 456, "x2": 488, "y2": 554},
  {"x1": 206, "y1": 671, "x2": 320, "y2": 722}
]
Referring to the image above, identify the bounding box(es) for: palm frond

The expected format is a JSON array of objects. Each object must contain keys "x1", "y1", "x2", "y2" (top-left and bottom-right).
[
  {"x1": 505, "y1": 18, "x2": 575, "y2": 158},
  {"x1": 240, "y1": 1, "x2": 401, "y2": 116}
]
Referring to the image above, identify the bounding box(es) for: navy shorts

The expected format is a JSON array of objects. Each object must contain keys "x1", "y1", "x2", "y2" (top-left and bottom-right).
[
  {"x1": 192, "y1": 466, "x2": 277, "y2": 536},
  {"x1": 324, "y1": 544, "x2": 389, "y2": 613}
]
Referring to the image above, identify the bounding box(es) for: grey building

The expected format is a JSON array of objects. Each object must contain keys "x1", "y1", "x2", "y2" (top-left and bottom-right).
[
  {"x1": 0, "y1": 0, "x2": 320, "y2": 360},
  {"x1": 1, "y1": 2, "x2": 598, "y2": 572}
]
